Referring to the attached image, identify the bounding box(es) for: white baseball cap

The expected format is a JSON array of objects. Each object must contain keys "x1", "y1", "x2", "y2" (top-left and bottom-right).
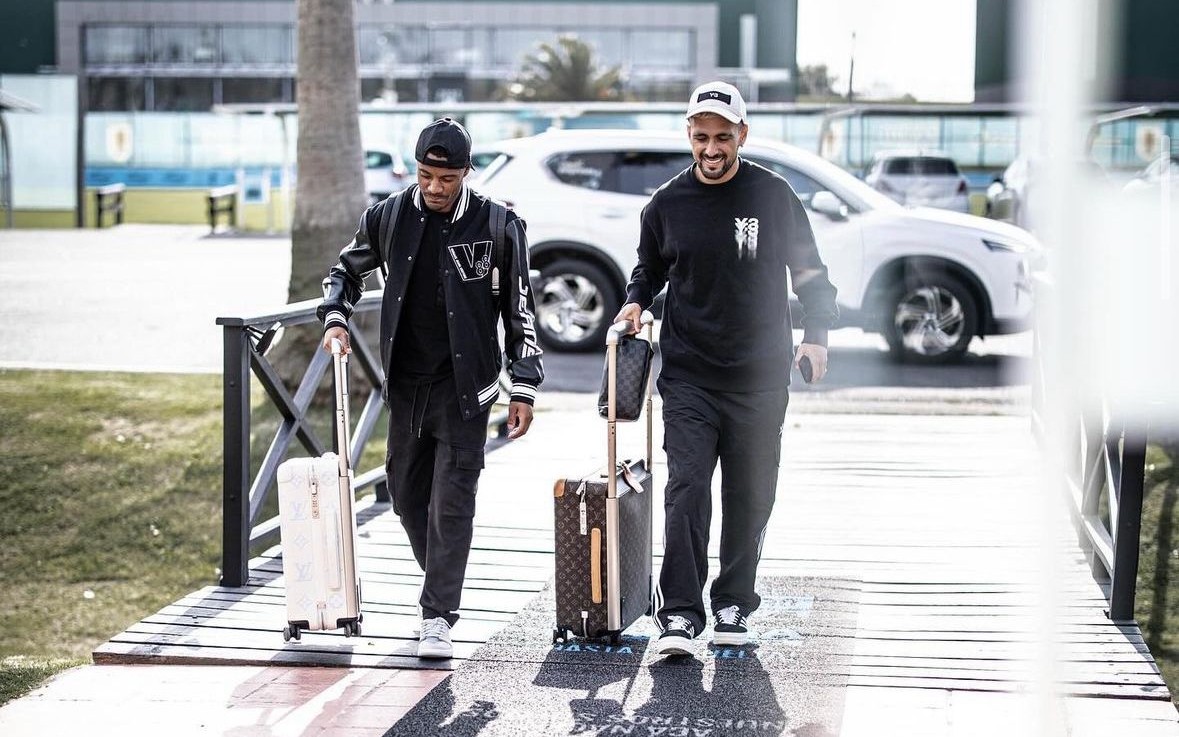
[{"x1": 685, "y1": 81, "x2": 746, "y2": 124}]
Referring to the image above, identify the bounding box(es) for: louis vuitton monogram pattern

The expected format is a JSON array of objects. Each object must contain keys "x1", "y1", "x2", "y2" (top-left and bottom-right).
[{"x1": 553, "y1": 460, "x2": 653, "y2": 640}]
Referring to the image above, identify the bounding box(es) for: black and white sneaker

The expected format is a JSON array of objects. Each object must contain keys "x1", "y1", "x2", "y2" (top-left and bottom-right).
[
  {"x1": 712, "y1": 605, "x2": 750, "y2": 646},
  {"x1": 655, "y1": 615, "x2": 697, "y2": 656}
]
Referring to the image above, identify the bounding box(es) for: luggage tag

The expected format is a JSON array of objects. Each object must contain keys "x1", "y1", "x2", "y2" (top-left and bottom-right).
[{"x1": 576, "y1": 480, "x2": 588, "y2": 535}]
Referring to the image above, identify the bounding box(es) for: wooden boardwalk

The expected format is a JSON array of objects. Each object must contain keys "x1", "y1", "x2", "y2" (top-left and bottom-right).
[{"x1": 94, "y1": 394, "x2": 1179, "y2": 733}]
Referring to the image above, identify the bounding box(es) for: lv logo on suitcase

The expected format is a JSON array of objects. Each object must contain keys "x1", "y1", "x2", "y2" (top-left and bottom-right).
[{"x1": 553, "y1": 312, "x2": 655, "y2": 644}]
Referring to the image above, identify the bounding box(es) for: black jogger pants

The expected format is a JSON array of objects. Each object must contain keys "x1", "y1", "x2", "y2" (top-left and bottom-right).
[{"x1": 386, "y1": 375, "x2": 489, "y2": 626}]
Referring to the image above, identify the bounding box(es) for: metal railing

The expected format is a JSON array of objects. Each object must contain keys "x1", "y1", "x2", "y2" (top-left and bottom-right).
[
  {"x1": 217, "y1": 292, "x2": 389, "y2": 587},
  {"x1": 1033, "y1": 274, "x2": 1148, "y2": 623},
  {"x1": 217, "y1": 291, "x2": 512, "y2": 587},
  {"x1": 1069, "y1": 405, "x2": 1148, "y2": 622}
]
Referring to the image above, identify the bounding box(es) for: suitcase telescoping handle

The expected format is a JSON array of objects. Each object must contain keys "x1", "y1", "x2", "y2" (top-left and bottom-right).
[
  {"x1": 603, "y1": 311, "x2": 653, "y2": 632},
  {"x1": 330, "y1": 339, "x2": 353, "y2": 479}
]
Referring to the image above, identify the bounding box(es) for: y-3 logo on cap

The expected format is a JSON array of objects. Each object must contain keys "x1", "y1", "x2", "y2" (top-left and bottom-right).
[
  {"x1": 734, "y1": 217, "x2": 759, "y2": 260},
  {"x1": 447, "y1": 240, "x2": 493, "y2": 281}
]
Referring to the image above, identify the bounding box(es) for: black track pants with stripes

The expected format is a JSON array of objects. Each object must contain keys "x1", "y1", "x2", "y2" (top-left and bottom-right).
[{"x1": 653, "y1": 375, "x2": 789, "y2": 635}]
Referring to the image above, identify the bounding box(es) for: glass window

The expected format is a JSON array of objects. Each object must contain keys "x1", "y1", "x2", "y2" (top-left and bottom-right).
[
  {"x1": 223, "y1": 26, "x2": 292, "y2": 65},
  {"x1": 429, "y1": 27, "x2": 469, "y2": 65},
  {"x1": 613, "y1": 151, "x2": 692, "y2": 195},
  {"x1": 629, "y1": 30, "x2": 692, "y2": 71},
  {"x1": 152, "y1": 26, "x2": 218, "y2": 64},
  {"x1": 623, "y1": 79, "x2": 691, "y2": 103},
  {"x1": 88, "y1": 76, "x2": 146, "y2": 111},
  {"x1": 222, "y1": 77, "x2": 287, "y2": 104},
  {"x1": 494, "y1": 28, "x2": 553, "y2": 66},
  {"x1": 547, "y1": 151, "x2": 615, "y2": 190},
  {"x1": 360, "y1": 26, "x2": 428, "y2": 66},
  {"x1": 472, "y1": 152, "x2": 511, "y2": 182},
  {"x1": 863, "y1": 116, "x2": 940, "y2": 155},
  {"x1": 916, "y1": 157, "x2": 959, "y2": 175},
  {"x1": 569, "y1": 30, "x2": 624, "y2": 67},
  {"x1": 152, "y1": 77, "x2": 214, "y2": 112},
  {"x1": 746, "y1": 157, "x2": 823, "y2": 204},
  {"x1": 467, "y1": 27, "x2": 493, "y2": 67},
  {"x1": 883, "y1": 157, "x2": 959, "y2": 176},
  {"x1": 980, "y1": 116, "x2": 1019, "y2": 168},
  {"x1": 365, "y1": 150, "x2": 393, "y2": 169},
  {"x1": 942, "y1": 116, "x2": 982, "y2": 168},
  {"x1": 85, "y1": 26, "x2": 149, "y2": 64},
  {"x1": 884, "y1": 158, "x2": 915, "y2": 175}
]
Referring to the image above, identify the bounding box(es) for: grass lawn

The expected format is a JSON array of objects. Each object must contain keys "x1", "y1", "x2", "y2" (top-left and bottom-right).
[
  {"x1": 0, "y1": 368, "x2": 388, "y2": 706},
  {"x1": 0, "y1": 370, "x2": 226, "y2": 703}
]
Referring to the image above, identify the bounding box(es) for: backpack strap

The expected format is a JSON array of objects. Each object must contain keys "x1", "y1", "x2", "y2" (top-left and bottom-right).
[
  {"x1": 489, "y1": 201, "x2": 507, "y2": 301},
  {"x1": 376, "y1": 188, "x2": 408, "y2": 282}
]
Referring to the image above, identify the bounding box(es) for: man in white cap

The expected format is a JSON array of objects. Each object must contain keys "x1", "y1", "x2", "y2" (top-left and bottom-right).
[{"x1": 615, "y1": 81, "x2": 838, "y2": 657}]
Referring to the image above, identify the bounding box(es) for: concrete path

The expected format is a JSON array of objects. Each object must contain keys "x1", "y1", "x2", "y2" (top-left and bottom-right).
[{"x1": 0, "y1": 226, "x2": 289, "y2": 373}]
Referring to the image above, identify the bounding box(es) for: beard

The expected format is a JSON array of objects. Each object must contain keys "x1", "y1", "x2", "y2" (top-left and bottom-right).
[{"x1": 696, "y1": 153, "x2": 737, "y2": 180}]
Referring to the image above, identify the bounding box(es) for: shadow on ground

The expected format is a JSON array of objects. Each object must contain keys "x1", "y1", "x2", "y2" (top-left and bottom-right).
[{"x1": 384, "y1": 577, "x2": 859, "y2": 737}]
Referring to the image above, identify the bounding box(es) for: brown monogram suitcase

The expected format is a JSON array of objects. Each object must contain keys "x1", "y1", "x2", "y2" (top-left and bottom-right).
[{"x1": 553, "y1": 313, "x2": 655, "y2": 644}]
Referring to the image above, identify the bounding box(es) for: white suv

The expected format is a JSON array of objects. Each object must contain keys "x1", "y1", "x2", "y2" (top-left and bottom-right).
[{"x1": 471, "y1": 129, "x2": 1038, "y2": 363}]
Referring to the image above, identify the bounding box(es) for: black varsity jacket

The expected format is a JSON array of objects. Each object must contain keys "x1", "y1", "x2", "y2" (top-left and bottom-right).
[{"x1": 317, "y1": 184, "x2": 544, "y2": 420}]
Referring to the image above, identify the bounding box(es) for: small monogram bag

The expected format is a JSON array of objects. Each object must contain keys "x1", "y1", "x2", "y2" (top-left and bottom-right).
[{"x1": 597, "y1": 331, "x2": 653, "y2": 422}]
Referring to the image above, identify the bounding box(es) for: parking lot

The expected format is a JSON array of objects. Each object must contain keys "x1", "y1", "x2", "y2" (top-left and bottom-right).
[{"x1": 0, "y1": 224, "x2": 1031, "y2": 402}]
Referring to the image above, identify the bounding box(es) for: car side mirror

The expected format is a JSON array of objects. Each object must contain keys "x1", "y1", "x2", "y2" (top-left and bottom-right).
[{"x1": 811, "y1": 191, "x2": 848, "y2": 221}]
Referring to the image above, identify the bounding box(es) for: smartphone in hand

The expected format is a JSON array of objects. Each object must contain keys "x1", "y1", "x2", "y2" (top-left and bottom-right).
[{"x1": 798, "y1": 355, "x2": 813, "y2": 384}]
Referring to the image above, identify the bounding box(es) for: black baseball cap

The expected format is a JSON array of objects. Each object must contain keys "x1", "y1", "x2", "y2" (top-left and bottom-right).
[{"x1": 415, "y1": 117, "x2": 472, "y2": 169}]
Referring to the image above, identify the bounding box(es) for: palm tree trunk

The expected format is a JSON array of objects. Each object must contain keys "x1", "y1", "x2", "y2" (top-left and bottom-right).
[
  {"x1": 277, "y1": 0, "x2": 368, "y2": 396},
  {"x1": 290, "y1": 0, "x2": 366, "y2": 303}
]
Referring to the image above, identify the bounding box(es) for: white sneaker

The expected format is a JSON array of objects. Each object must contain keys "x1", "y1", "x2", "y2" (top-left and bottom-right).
[{"x1": 417, "y1": 616, "x2": 453, "y2": 659}]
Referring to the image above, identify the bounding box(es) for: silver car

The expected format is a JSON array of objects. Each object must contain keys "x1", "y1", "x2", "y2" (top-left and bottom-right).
[{"x1": 864, "y1": 150, "x2": 970, "y2": 212}]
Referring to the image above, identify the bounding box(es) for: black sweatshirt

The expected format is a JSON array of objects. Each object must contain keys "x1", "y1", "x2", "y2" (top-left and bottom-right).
[
  {"x1": 625, "y1": 159, "x2": 839, "y2": 391},
  {"x1": 391, "y1": 209, "x2": 452, "y2": 382}
]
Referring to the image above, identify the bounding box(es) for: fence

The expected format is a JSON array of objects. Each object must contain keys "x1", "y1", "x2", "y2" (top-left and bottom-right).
[
  {"x1": 217, "y1": 292, "x2": 511, "y2": 587},
  {"x1": 1033, "y1": 274, "x2": 1148, "y2": 623},
  {"x1": 217, "y1": 293, "x2": 389, "y2": 588}
]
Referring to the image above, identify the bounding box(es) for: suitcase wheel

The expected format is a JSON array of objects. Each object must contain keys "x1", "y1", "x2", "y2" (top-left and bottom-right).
[
  {"x1": 343, "y1": 621, "x2": 361, "y2": 638},
  {"x1": 552, "y1": 628, "x2": 565, "y2": 645},
  {"x1": 608, "y1": 632, "x2": 622, "y2": 646},
  {"x1": 283, "y1": 625, "x2": 301, "y2": 642}
]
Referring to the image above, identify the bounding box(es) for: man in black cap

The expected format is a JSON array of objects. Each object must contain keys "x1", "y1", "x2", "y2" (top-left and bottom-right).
[{"x1": 318, "y1": 117, "x2": 544, "y2": 658}]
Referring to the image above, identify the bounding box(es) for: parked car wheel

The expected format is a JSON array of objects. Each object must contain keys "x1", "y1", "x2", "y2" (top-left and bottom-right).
[
  {"x1": 883, "y1": 273, "x2": 978, "y2": 363},
  {"x1": 534, "y1": 259, "x2": 619, "y2": 352}
]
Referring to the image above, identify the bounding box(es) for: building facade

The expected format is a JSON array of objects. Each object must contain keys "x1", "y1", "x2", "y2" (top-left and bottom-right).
[
  {"x1": 1, "y1": 0, "x2": 800, "y2": 111},
  {"x1": 974, "y1": 0, "x2": 1179, "y2": 104}
]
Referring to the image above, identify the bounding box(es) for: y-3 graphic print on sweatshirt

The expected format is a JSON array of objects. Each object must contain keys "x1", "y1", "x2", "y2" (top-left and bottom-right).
[{"x1": 625, "y1": 159, "x2": 839, "y2": 392}]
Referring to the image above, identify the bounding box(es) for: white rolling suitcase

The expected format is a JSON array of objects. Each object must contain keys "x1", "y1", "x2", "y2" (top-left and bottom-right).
[{"x1": 277, "y1": 339, "x2": 363, "y2": 641}]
